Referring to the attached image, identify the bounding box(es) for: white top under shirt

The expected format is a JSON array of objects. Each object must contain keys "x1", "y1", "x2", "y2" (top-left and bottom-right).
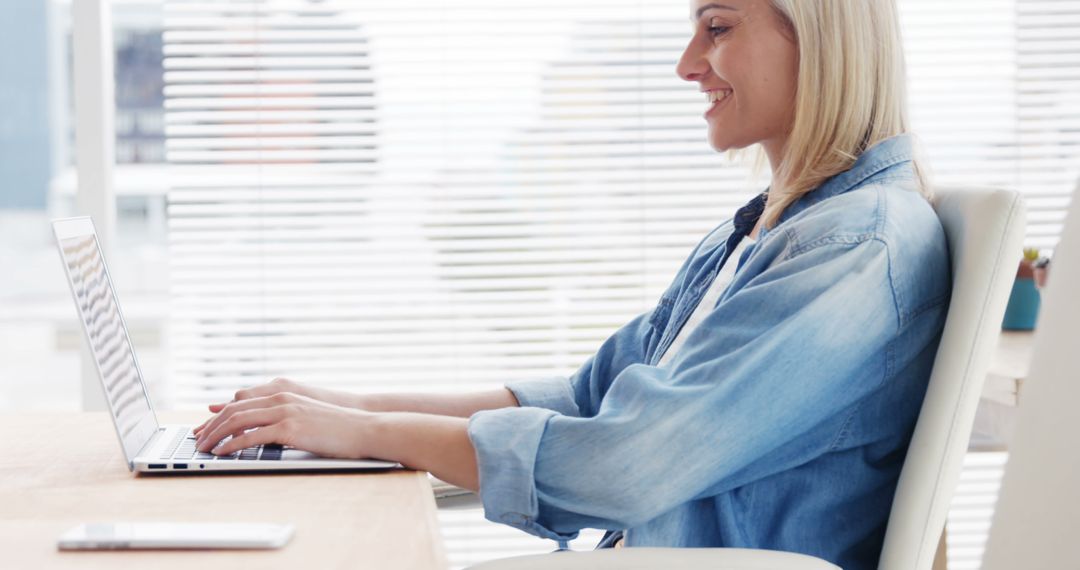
[{"x1": 656, "y1": 235, "x2": 755, "y2": 367}]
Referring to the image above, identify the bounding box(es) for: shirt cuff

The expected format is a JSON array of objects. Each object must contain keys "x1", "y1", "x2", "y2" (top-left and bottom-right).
[
  {"x1": 505, "y1": 376, "x2": 581, "y2": 417},
  {"x1": 468, "y1": 406, "x2": 579, "y2": 543}
]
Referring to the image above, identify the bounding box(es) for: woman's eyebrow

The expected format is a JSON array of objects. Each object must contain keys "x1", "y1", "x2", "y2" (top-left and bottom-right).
[{"x1": 694, "y1": 3, "x2": 739, "y2": 21}]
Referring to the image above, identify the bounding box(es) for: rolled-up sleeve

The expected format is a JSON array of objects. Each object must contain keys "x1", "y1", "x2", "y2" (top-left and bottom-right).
[
  {"x1": 504, "y1": 377, "x2": 580, "y2": 418},
  {"x1": 468, "y1": 237, "x2": 905, "y2": 540},
  {"x1": 468, "y1": 407, "x2": 573, "y2": 541}
]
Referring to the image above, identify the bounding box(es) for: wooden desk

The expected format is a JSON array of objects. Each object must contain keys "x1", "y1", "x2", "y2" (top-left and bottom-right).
[
  {"x1": 0, "y1": 412, "x2": 447, "y2": 569},
  {"x1": 970, "y1": 330, "x2": 1035, "y2": 451},
  {"x1": 991, "y1": 330, "x2": 1035, "y2": 381}
]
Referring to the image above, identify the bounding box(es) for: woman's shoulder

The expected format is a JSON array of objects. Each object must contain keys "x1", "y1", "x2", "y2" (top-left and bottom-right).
[
  {"x1": 763, "y1": 179, "x2": 951, "y2": 321},
  {"x1": 774, "y1": 178, "x2": 944, "y2": 256}
]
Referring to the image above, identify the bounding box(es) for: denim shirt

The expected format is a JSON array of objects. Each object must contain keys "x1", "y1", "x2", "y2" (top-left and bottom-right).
[{"x1": 467, "y1": 134, "x2": 952, "y2": 570}]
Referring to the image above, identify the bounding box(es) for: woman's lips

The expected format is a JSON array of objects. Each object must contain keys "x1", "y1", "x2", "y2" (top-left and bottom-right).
[{"x1": 704, "y1": 89, "x2": 733, "y2": 119}]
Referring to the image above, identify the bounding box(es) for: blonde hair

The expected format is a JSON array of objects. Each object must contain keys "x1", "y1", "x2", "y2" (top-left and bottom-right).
[{"x1": 760, "y1": 0, "x2": 929, "y2": 229}]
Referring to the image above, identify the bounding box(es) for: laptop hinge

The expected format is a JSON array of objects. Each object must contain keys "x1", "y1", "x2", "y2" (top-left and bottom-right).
[{"x1": 134, "y1": 427, "x2": 168, "y2": 462}]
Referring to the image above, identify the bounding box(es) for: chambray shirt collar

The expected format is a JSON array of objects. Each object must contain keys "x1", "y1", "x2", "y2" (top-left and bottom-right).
[{"x1": 757, "y1": 134, "x2": 915, "y2": 242}]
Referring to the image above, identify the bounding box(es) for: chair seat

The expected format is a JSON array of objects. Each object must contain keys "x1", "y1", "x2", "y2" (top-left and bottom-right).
[{"x1": 467, "y1": 547, "x2": 841, "y2": 570}]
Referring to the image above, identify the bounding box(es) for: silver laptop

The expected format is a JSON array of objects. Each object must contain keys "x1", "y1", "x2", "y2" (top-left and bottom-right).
[{"x1": 53, "y1": 216, "x2": 399, "y2": 473}]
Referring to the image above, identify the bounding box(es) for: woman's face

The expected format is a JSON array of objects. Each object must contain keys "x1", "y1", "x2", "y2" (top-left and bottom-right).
[{"x1": 676, "y1": 0, "x2": 798, "y2": 161}]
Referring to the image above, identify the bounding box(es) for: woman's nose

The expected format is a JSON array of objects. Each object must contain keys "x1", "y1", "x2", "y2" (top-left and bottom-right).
[{"x1": 676, "y1": 40, "x2": 707, "y2": 82}]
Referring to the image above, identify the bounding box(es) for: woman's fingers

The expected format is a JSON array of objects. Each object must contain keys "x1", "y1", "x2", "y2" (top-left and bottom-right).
[
  {"x1": 233, "y1": 378, "x2": 297, "y2": 402},
  {"x1": 193, "y1": 407, "x2": 229, "y2": 436},
  {"x1": 197, "y1": 407, "x2": 286, "y2": 453},
  {"x1": 195, "y1": 378, "x2": 303, "y2": 436},
  {"x1": 211, "y1": 423, "x2": 288, "y2": 456},
  {"x1": 196, "y1": 403, "x2": 275, "y2": 450},
  {"x1": 195, "y1": 394, "x2": 295, "y2": 448}
]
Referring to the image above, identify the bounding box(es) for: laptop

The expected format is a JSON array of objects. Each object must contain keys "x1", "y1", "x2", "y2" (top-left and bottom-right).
[{"x1": 53, "y1": 216, "x2": 399, "y2": 473}]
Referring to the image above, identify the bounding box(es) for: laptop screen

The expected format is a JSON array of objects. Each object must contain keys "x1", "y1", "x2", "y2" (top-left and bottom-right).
[{"x1": 58, "y1": 228, "x2": 157, "y2": 462}]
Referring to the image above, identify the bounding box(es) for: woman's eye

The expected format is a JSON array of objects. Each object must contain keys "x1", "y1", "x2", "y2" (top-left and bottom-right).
[
  {"x1": 708, "y1": 25, "x2": 731, "y2": 38},
  {"x1": 706, "y1": 17, "x2": 733, "y2": 39}
]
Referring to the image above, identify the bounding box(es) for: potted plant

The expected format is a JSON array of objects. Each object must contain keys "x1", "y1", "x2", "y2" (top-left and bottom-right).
[{"x1": 1002, "y1": 248, "x2": 1050, "y2": 330}]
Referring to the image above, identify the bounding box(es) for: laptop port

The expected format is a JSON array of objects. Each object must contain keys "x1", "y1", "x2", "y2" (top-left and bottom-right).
[
  {"x1": 148, "y1": 464, "x2": 167, "y2": 469},
  {"x1": 173, "y1": 463, "x2": 188, "y2": 470}
]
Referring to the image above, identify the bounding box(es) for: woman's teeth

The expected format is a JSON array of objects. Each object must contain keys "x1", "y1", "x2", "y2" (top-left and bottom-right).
[{"x1": 706, "y1": 89, "x2": 732, "y2": 103}]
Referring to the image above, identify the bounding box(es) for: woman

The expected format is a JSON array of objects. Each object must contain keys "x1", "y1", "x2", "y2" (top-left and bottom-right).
[{"x1": 193, "y1": 1, "x2": 950, "y2": 568}]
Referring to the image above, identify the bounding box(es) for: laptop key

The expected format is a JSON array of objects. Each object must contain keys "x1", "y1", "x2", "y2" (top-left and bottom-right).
[
  {"x1": 260, "y1": 445, "x2": 283, "y2": 460},
  {"x1": 160, "y1": 429, "x2": 188, "y2": 459}
]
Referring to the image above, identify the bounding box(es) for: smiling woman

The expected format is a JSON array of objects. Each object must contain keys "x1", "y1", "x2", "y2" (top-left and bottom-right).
[
  {"x1": 679, "y1": 0, "x2": 928, "y2": 231},
  {"x1": 192, "y1": 1, "x2": 952, "y2": 569},
  {"x1": 677, "y1": 0, "x2": 799, "y2": 178}
]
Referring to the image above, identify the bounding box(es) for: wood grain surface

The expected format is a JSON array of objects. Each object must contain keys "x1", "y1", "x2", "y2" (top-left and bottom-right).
[{"x1": 0, "y1": 412, "x2": 447, "y2": 569}]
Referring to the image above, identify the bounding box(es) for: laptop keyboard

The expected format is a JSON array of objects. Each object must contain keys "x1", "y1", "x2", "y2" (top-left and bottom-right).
[{"x1": 160, "y1": 429, "x2": 282, "y2": 461}]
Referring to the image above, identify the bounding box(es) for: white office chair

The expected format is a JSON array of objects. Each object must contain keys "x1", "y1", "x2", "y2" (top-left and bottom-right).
[
  {"x1": 467, "y1": 187, "x2": 1027, "y2": 570},
  {"x1": 981, "y1": 183, "x2": 1079, "y2": 569}
]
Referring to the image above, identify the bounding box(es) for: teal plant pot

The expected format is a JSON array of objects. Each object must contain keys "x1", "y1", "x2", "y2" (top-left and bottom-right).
[{"x1": 1002, "y1": 277, "x2": 1040, "y2": 330}]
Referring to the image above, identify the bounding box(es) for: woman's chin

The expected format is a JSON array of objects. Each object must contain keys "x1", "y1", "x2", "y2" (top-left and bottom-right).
[
  {"x1": 707, "y1": 130, "x2": 755, "y2": 155},
  {"x1": 708, "y1": 139, "x2": 731, "y2": 153},
  {"x1": 707, "y1": 135, "x2": 739, "y2": 154}
]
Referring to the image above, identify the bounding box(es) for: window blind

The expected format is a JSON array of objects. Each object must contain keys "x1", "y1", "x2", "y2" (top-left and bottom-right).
[
  {"x1": 947, "y1": 452, "x2": 1009, "y2": 570},
  {"x1": 163, "y1": 0, "x2": 753, "y2": 409},
  {"x1": 1016, "y1": 0, "x2": 1080, "y2": 250},
  {"x1": 161, "y1": 1, "x2": 1079, "y2": 567},
  {"x1": 902, "y1": 0, "x2": 1079, "y2": 252}
]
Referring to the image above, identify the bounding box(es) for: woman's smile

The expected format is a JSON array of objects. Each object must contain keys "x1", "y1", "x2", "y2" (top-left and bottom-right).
[{"x1": 703, "y1": 88, "x2": 734, "y2": 119}]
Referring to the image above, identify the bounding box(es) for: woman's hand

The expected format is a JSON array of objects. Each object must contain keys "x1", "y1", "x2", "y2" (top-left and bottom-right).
[
  {"x1": 194, "y1": 391, "x2": 374, "y2": 459},
  {"x1": 194, "y1": 388, "x2": 483, "y2": 491},
  {"x1": 192, "y1": 377, "x2": 360, "y2": 438}
]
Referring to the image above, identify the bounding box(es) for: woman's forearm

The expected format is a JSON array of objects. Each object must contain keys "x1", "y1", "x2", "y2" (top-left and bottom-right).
[
  {"x1": 367, "y1": 412, "x2": 480, "y2": 492},
  {"x1": 350, "y1": 388, "x2": 519, "y2": 417},
  {"x1": 354, "y1": 390, "x2": 523, "y2": 492},
  {"x1": 195, "y1": 392, "x2": 482, "y2": 490}
]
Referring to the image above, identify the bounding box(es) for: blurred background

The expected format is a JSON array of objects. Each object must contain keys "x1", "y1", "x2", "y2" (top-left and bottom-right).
[{"x1": 1, "y1": 0, "x2": 1077, "y2": 567}]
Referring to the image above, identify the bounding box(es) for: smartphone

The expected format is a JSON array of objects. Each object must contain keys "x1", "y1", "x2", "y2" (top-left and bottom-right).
[{"x1": 57, "y1": 522, "x2": 294, "y2": 550}]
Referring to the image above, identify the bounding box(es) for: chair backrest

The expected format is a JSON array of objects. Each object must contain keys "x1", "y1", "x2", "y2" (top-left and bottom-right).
[
  {"x1": 981, "y1": 185, "x2": 1080, "y2": 570},
  {"x1": 878, "y1": 187, "x2": 1026, "y2": 570}
]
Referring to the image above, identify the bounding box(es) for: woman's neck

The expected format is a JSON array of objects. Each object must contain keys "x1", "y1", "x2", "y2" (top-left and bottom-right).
[{"x1": 748, "y1": 218, "x2": 763, "y2": 240}]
